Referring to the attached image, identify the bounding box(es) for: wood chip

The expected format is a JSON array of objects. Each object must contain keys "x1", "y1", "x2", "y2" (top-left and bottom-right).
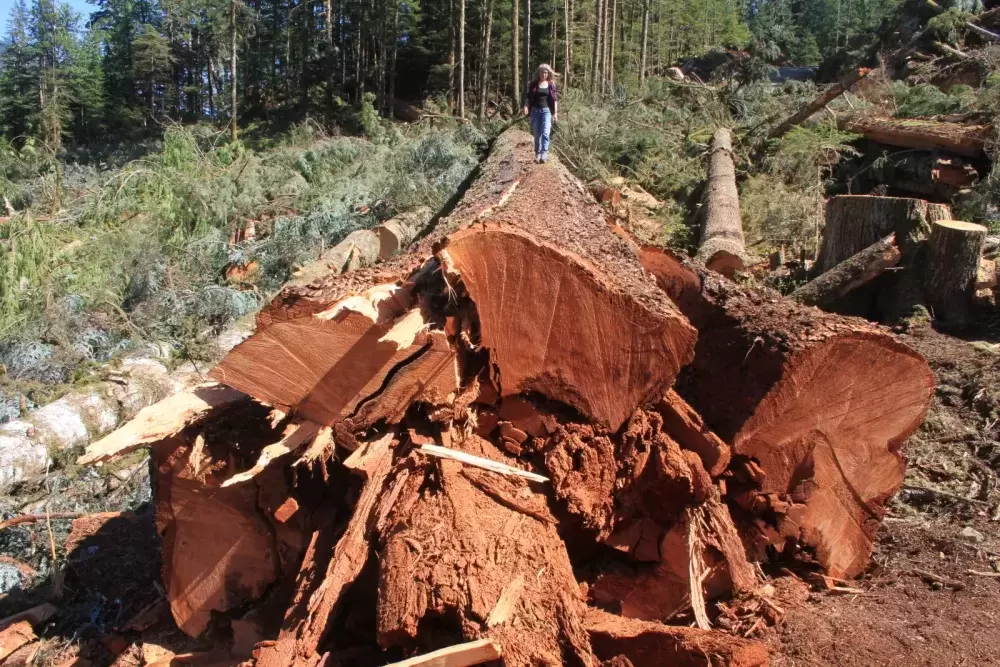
[
  {"x1": 486, "y1": 575, "x2": 525, "y2": 627},
  {"x1": 382, "y1": 638, "x2": 502, "y2": 667},
  {"x1": 417, "y1": 444, "x2": 548, "y2": 483},
  {"x1": 222, "y1": 421, "x2": 321, "y2": 487}
]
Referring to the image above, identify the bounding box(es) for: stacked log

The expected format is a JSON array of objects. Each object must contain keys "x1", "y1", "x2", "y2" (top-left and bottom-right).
[{"x1": 78, "y1": 129, "x2": 935, "y2": 667}]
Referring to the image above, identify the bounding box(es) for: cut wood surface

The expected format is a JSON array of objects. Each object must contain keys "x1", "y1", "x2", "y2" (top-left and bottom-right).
[
  {"x1": 816, "y1": 196, "x2": 929, "y2": 274},
  {"x1": 791, "y1": 234, "x2": 901, "y2": 307},
  {"x1": 374, "y1": 206, "x2": 434, "y2": 260},
  {"x1": 839, "y1": 115, "x2": 991, "y2": 157},
  {"x1": 0, "y1": 621, "x2": 35, "y2": 661},
  {"x1": 77, "y1": 384, "x2": 247, "y2": 465},
  {"x1": 769, "y1": 68, "x2": 871, "y2": 139},
  {"x1": 925, "y1": 219, "x2": 988, "y2": 327},
  {"x1": 382, "y1": 639, "x2": 502, "y2": 667},
  {"x1": 696, "y1": 128, "x2": 748, "y2": 277},
  {"x1": 644, "y1": 257, "x2": 934, "y2": 578}
]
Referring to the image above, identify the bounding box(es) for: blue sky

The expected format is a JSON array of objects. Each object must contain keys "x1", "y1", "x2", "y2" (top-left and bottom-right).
[{"x1": 0, "y1": 0, "x2": 95, "y2": 32}]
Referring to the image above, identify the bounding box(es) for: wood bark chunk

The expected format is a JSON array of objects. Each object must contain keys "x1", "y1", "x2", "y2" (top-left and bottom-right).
[
  {"x1": 382, "y1": 639, "x2": 502, "y2": 667},
  {"x1": 584, "y1": 608, "x2": 769, "y2": 667},
  {"x1": 77, "y1": 384, "x2": 247, "y2": 465},
  {"x1": 152, "y1": 439, "x2": 277, "y2": 638},
  {"x1": 377, "y1": 442, "x2": 597, "y2": 667},
  {"x1": 925, "y1": 220, "x2": 988, "y2": 327},
  {"x1": 816, "y1": 196, "x2": 928, "y2": 274},
  {"x1": 838, "y1": 115, "x2": 991, "y2": 157},
  {"x1": 769, "y1": 68, "x2": 871, "y2": 139},
  {"x1": 927, "y1": 202, "x2": 953, "y2": 223},
  {"x1": 791, "y1": 234, "x2": 901, "y2": 307},
  {"x1": 439, "y1": 130, "x2": 696, "y2": 430},
  {"x1": 697, "y1": 129, "x2": 748, "y2": 278},
  {"x1": 669, "y1": 266, "x2": 934, "y2": 578},
  {"x1": 655, "y1": 389, "x2": 731, "y2": 477},
  {"x1": 0, "y1": 621, "x2": 35, "y2": 661}
]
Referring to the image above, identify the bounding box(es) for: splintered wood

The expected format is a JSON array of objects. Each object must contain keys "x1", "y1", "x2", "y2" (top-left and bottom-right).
[{"x1": 81, "y1": 128, "x2": 936, "y2": 667}]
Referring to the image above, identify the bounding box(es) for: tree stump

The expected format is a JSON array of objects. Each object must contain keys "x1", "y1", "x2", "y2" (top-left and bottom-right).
[
  {"x1": 696, "y1": 129, "x2": 748, "y2": 278},
  {"x1": 925, "y1": 219, "x2": 988, "y2": 327},
  {"x1": 816, "y1": 196, "x2": 929, "y2": 274}
]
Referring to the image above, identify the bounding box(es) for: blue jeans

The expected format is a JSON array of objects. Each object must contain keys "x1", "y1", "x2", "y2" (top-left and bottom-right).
[{"x1": 530, "y1": 106, "x2": 551, "y2": 157}]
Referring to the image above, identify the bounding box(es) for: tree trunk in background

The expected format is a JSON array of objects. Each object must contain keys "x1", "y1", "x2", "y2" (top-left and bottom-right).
[
  {"x1": 552, "y1": 11, "x2": 558, "y2": 69},
  {"x1": 524, "y1": 0, "x2": 531, "y2": 82},
  {"x1": 639, "y1": 0, "x2": 649, "y2": 85},
  {"x1": 608, "y1": 0, "x2": 617, "y2": 90},
  {"x1": 601, "y1": 0, "x2": 609, "y2": 93},
  {"x1": 449, "y1": 0, "x2": 456, "y2": 112},
  {"x1": 325, "y1": 0, "x2": 333, "y2": 115},
  {"x1": 925, "y1": 220, "x2": 987, "y2": 328},
  {"x1": 564, "y1": 0, "x2": 571, "y2": 88},
  {"x1": 231, "y1": 0, "x2": 238, "y2": 142},
  {"x1": 389, "y1": 1, "x2": 398, "y2": 116},
  {"x1": 512, "y1": 0, "x2": 520, "y2": 106},
  {"x1": 478, "y1": 0, "x2": 495, "y2": 117},
  {"x1": 591, "y1": 0, "x2": 602, "y2": 92},
  {"x1": 459, "y1": 0, "x2": 466, "y2": 119}
]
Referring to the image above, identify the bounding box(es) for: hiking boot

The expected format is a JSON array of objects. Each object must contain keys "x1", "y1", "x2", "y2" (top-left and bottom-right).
[
  {"x1": 540, "y1": 152, "x2": 548, "y2": 163},
  {"x1": 535, "y1": 153, "x2": 541, "y2": 163}
]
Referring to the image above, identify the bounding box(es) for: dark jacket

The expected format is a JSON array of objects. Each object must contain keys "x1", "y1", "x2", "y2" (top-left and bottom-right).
[{"x1": 523, "y1": 81, "x2": 559, "y2": 112}]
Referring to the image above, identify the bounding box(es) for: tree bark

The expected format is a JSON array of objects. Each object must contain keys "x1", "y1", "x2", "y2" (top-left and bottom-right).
[
  {"x1": 696, "y1": 128, "x2": 748, "y2": 278},
  {"x1": 591, "y1": 0, "x2": 602, "y2": 92},
  {"x1": 512, "y1": 0, "x2": 520, "y2": 105},
  {"x1": 449, "y1": 0, "x2": 456, "y2": 112},
  {"x1": 925, "y1": 220, "x2": 988, "y2": 327},
  {"x1": 927, "y1": 202, "x2": 953, "y2": 222},
  {"x1": 608, "y1": 0, "x2": 617, "y2": 90},
  {"x1": 769, "y1": 68, "x2": 870, "y2": 139},
  {"x1": 839, "y1": 115, "x2": 991, "y2": 157},
  {"x1": 231, "y1": 0, "x2": 238, "y2": 142},
  {"x1": 458, "y1": 0, "x2": 466, "y2": 119},
  {"x1": 600, "y1": 0, "x2": 609, "y2": 92},
  {"x1": 564, "y1": 0, "x2": 571, "y2": 88},
  {"x1": 478, "y1": 0, "x2": 495, "y2": 117},
  {"x1": 639, "y1": 0, "x2": 649, "y2": 85},
  {"x1": 791, "y1": 235, "x2": 901, "y2": 307},
  {"x1": 816, "y1": 195, "x2": 930, "y2": 274},
  {"x1": 524, "y1": 0, "x2": 531, "y2": 82}
]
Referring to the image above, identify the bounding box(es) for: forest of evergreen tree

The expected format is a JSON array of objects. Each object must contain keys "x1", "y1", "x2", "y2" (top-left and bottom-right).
[{"x1": 0, "y1": 0, "x2": 900, "y2": 149}]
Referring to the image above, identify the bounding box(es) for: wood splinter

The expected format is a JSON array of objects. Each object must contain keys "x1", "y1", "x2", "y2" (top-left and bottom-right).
[
  {"x1": 382, "y1": 638, "x2": 502, "y2": 667},
  {"x1": 417, "y1": 444, "x2": 549, "y2": 483}
]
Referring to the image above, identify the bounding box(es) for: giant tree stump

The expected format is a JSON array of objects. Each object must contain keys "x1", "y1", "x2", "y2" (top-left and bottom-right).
[
  {"x1": 925, "y1": 219, "x2": 988, "y2": 327},
  {"x1": 816, "y1": 196, "x2": 929, "y2": 274}
]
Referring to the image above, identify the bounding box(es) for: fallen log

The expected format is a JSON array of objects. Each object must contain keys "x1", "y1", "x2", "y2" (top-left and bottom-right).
[
  {"x1": 769, "y1": 68, "x2": 871, "y2": 139},
  {"x1": 374, "y1": 206, "x2": 433, "y2": 260},
  {"x1": 791, "y1": 234, "x2": 901, "y2": 307},
  {"x1": 213, "y1": 129, "x2": 696, "y2": 433},
  {"x1": 696, "y1": 129, "x2": 749, "y2": 278},
  {"x1": 838, "y1": 115, "x2": 992, "y2": 157},
  {"x1": 925, "y1": 219, "x2": 988, "y2": 327}
]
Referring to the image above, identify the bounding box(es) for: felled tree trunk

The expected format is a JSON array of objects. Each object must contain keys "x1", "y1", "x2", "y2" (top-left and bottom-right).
[
  {"x1": 791, "y1": 235, "x2": 901, "y2": 307},
  {"x1": 925, "y1": 219, "x2": 988, "y2": 327},
  {"x1": 213, "y1": 130, "x2": 697, "y2": 433},
  {"x1": 864, "y1": 149, "x2": 978, "y2": 199},
  {"x1": 643, "y1": 258, "x2": 934, "y2": 578},
  {"x1": 374, "y1": 206, "x2": 433, "y2": 260},
  {"x1": 839, "y1": 115, "x2": 991, "y2": 157},
  {"x1": 696, "y1": 129, "x2": 748, "y2": 278}
]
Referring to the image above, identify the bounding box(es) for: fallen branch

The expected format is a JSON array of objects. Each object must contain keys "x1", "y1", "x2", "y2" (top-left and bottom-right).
[
  {"x1": 911, "y1": 568, "x2": 966, "y2": 590},
  {"x1": 0, "y1": 513, "x2": 80, "y2": 532},
  {"x1": 791, "y1": 234, "x2": 900, "y2": 307},
  {"x1": 769, "y1": 68, "x2": 871, "y2": 139}
]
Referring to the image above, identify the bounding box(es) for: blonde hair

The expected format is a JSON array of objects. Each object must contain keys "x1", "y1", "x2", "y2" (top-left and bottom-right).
[{"x1": 531, "y1": 64, "x2": 556, "y2": 85}]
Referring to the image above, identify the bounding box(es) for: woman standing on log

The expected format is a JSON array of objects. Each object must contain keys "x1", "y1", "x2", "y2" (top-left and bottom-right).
[{"x1": 522, "y1": 64, "x2": 559, "y2": 163}]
